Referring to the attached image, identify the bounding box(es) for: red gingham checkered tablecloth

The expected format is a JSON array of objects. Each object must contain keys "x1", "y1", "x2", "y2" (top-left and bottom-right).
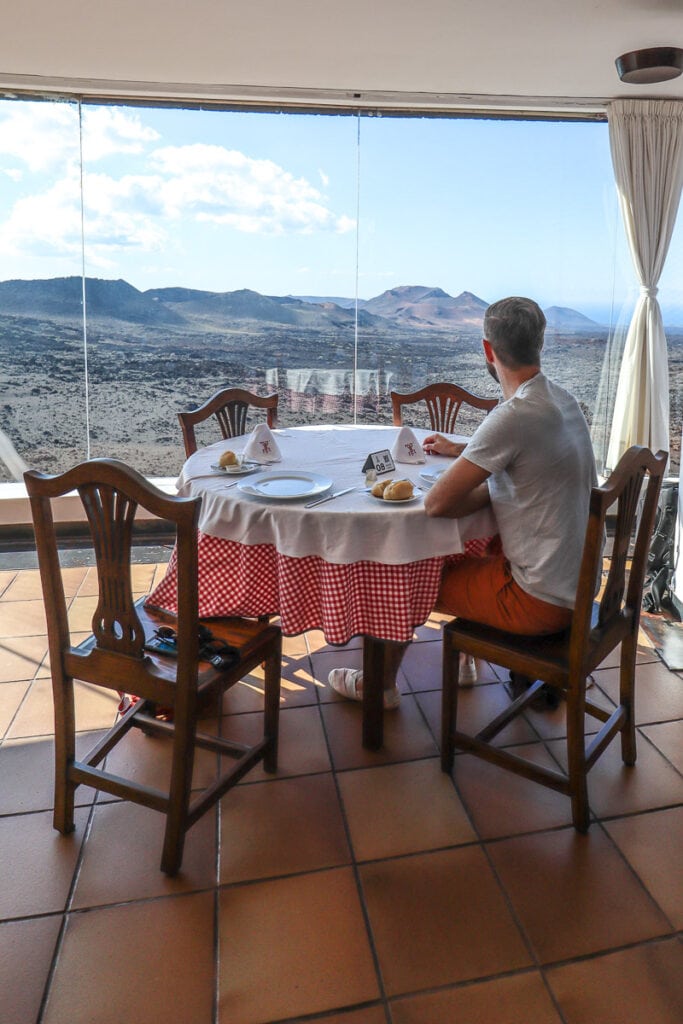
[{"x1": 146, "y1": 531, "x2": 494, "y2": 645}]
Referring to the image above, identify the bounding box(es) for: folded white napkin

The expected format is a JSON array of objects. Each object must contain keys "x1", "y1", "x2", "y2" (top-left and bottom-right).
[
  {"x1": 391, "y1": 426, "x2": 426, "y2": 464},
  {"x1": 242, "y1": 423, "x2": 282, "y2": 463}
]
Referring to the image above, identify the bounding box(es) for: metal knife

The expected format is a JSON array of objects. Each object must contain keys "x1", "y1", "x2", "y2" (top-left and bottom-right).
[{"x1": 305, "y1": 486, "x2": 356, "y2": 509}]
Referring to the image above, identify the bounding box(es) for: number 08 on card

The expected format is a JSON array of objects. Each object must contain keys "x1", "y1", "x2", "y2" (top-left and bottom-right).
[{"x1": 362, "y1": 450, "x2": 396, "y2": 477}]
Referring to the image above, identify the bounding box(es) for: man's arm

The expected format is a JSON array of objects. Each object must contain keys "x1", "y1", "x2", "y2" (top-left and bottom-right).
[{"x1": 424, "y1": 456, "x2": 491, "y2": 518}]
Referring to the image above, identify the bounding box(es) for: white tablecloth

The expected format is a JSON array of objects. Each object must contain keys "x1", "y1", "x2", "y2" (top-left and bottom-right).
[{"x1": 177, "y1": 424, "x2": 497, "y2": 565}]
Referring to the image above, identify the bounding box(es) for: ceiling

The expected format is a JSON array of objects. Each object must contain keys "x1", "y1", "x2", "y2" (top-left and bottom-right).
[{"x1": 0, "y1": 0, "x2": 682, "y2": 113}]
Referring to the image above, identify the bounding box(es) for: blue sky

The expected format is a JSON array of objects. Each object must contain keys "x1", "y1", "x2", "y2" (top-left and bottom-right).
[{"x1": 0, "y1": 99, "x2": 681, "y2": 325}]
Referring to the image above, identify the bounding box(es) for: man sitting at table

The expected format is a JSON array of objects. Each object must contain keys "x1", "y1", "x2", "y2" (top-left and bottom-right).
[{"x1": 328, "y1": 295, "x2": 598, "y2": 709}]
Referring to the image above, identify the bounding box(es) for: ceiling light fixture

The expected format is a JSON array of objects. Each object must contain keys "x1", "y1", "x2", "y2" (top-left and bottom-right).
[{"x1": 615, "y1": 46, "x2": 683, "y2": 85}]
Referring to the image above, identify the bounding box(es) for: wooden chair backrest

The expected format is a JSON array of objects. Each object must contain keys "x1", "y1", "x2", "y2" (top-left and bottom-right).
[
  {"x1": 25, "y1": 458, "x2": 202, "y2": 697},
  {"x1": 178, "y1": 387, "x2": 278, "y2": 457},
  {"x1": 569, "y1": 446, "x2": 667, "y2": 678},
  {"x1": 391, "y1": 382, "x2": 498, "y2": 434}
]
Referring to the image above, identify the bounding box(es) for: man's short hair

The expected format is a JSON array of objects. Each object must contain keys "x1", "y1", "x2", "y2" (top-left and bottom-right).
[{"x1": 483, "y1": 296, "x2": 546, "y2": 369}]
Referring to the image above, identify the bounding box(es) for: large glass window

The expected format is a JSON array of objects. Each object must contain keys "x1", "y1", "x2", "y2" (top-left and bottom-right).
[
  {"x1": 355, "y1": 116, "x2": 626, "y2": 444},
  {"x1": 0, "y1": 98, "x2": 87, "y2": 481},
  {"x1": 79, "y1": 107, "x2": 359, "y2": 473},
  {"x1": 0, "y1": 98, "x2": 679, "y2": 484}
]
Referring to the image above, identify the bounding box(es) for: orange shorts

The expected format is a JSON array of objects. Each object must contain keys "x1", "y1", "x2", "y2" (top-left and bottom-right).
[{"x1": 437, "y1": 552, "x2": 572, "y2": 635}]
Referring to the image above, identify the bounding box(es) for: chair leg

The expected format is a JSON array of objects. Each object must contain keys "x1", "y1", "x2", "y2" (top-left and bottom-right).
[
  {"x1": 566, "y1": 681, "x2": 589, "y2": 832},
  {"x1": 160, "y1": 695, "x2": 196, "y2": 875},
  {"x1": 161, "y1": 828, "x2": 186, "y2": 877},
  {"x1": 53, "y1": 673, "x2": 76, "y2": 835},
  {"x1": 619, "y1": 634, "x2": 638, "y2": 766},
  {"x1": 441, "y1": 640, "x2": 459, "y2": 772},
  {"x1": 262, "y1": 640, "x2": 281, "y2": 774},
  {"x1": 570, "y1": 779, "x2": 590, "y2": 832}
]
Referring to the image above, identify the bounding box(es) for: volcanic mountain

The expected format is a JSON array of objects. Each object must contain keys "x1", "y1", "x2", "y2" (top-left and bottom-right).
[
  {"x1": 544, "y1": 305, "x2": 604, "y2": 331},
  {"x1": 0, "y1": 277, "x2": 600, "y2": 333},
  {"x1": 361, "y1": 286, "x2": 489, "y2": 327},
  {"x1": 0, "y1": 277, "x2": 183, "y2": 325}
]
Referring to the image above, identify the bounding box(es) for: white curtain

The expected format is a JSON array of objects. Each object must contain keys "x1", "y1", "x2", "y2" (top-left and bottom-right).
[
  {"x1": 606, "y1": 99, "x2": 683, "y2": 471},
  {"x1": 0, "y1": 428, "x2": 28, "y2": 482}
]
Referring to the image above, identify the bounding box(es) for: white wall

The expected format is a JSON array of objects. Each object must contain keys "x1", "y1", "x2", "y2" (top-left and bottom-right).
[{"x1": 0, "y1": 1, "x2": 682, "y2": 108}]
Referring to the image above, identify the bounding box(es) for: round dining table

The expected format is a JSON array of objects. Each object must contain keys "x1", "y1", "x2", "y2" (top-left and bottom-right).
[{"x1": 147, "y1": 424, "x2": 497, "y2": 748}]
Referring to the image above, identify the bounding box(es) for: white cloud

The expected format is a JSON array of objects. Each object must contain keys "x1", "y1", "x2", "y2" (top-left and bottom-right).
[
  {"x1": 0, "y1": 101, "x2": 160, "y2": 173},
  {"x1": 150, "y1": 143, "x2": 352, "y2": 235},
  {"x1": 319, "y1": 169, "x2": 330, "y2": 187},
  {"x1": 0, "y1": 115, "x2": 355, "y2": 269},
  {"x1": 81, "y1": 173, "x2": 168, "y2": 255},
  {"x1": 81, "y1": 107, "x2": 160, "y2": 162},
  {"x1": 0, "y1": 101, "x2": 79, "y2": 172},
  {"x1": 83, "y1": 171, "x2": 166, "y2": 222},
  {"x1": 0, "y1": 169, "x2": 168, "y2": 270},
  {"x1": 335, "y1": 214, "x2": 356, "y2": 233}
]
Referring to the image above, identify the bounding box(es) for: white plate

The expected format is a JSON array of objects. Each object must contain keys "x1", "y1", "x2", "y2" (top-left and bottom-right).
[
  {"x1": 210, "y1": 461, "x2": 260, "y2": 476},
  {"x1": 238, "y1": 470, "x2": 333, "y2": 500},
  {"x1": 419, "y1": 467, "x2": 446, "y2": 485},
  {"x1": 371, "y1": 486, "x2": 423, "y2": 505}
]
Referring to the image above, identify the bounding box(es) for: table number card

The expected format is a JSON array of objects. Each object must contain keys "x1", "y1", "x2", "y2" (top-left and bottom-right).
[{"x1": 362, "y1": 450, "x2": 396, "y2": 476}]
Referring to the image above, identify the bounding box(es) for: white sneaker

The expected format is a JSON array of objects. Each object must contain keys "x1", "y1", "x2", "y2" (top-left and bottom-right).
[
  {"x1": 327, "y1": 668, "x2": 401, "y2": 710},
  {"x1": 458, "y1": 654, "x2": 478, "y2": 686}
]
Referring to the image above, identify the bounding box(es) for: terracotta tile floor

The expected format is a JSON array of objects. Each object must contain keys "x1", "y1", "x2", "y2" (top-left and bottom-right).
[{"x1": 0, "y1": 559, "x2": 682, "y2": 1024}]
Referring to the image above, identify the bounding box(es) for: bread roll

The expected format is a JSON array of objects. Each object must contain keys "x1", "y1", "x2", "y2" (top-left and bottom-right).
[
  {"x1": 384, "y1": 479, "x2": 414, "y2": 501},
  {"x1": 218, "y1": 450, "x2": 239, "y2": 467},
  {"x1": 371, "y1": 478, "x2": 392, "y2": 497}
]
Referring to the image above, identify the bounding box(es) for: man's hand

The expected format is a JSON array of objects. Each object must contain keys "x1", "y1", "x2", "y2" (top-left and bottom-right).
[{"x1": 422, "y1": 433, "x2": 467, "y2": 458}]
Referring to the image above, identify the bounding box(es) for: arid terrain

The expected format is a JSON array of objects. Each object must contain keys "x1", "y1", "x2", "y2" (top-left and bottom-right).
[{"x1": 1, "y1": 279, "x2": 680, "y2": 482}]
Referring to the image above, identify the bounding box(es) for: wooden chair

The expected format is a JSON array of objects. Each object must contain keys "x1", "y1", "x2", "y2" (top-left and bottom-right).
[
  {"x1": 178, "y1": 387, "x2": 278, "y2": 457},
  {"x1": 441, "y1": 445, "x2": 667, "y2": 832},
  {"x1": 391, "y1": 382, "x2": 498, "y2": 433},
  {"x1": 25, "y1": 458, "x2": 281, "y2": 875}
]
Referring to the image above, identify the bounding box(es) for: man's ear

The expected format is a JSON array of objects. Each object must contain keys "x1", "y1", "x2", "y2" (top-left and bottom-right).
[{"x1": 482, "y1": 338, "x2": 495, "y2": 362}]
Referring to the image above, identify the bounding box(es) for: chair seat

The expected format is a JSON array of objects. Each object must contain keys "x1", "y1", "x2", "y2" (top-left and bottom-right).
[
  {"x1": 73, "y1": 599, "x2": 279, "y2": 708},
  {"x1": 447, "y1": 617, "x2": 572, "y2": 684},
  {"x1": 139, "y1": 600, "x2": 278, "y2": 688},
  {"x1": 448, "y1": 597, "x2": 610, "y2": 685}
]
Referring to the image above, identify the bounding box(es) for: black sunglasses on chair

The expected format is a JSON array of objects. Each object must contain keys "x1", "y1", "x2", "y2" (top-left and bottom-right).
[{"x1": 145, "y1": 625, "x2": 239, "y2": 670}]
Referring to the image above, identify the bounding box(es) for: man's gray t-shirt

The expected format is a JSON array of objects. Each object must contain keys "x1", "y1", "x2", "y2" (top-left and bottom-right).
[{"x1": 463, "y1": 372, "x2": 597, "y2": 608}]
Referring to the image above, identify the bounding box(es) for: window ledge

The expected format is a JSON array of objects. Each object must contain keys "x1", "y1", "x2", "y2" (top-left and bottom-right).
[{"x1": 0, "y1": 478, "x2": 178, "y2": 527}]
